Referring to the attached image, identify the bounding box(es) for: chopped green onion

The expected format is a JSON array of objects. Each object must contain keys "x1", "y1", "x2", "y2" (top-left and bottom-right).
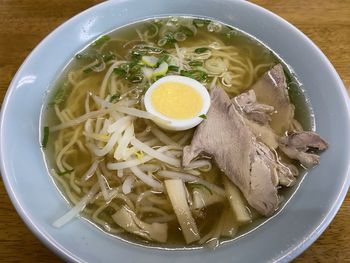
[
  {"x1": 92, "y1": 35, "x2": 110, "y2": 47},
  {"x1": 147, "y1": 47, "x2": 166, "y2": 54},
  {"x1": 42, "y1": 126, "x2": 49, "y2": 148},
  {"x1": 168, "y1": 65, "x2": 179, "y2": 72},
  {"x1": 136, "y1": 45, "x2": 165, "y2": 54},
  {"x1": 158, "y1": 32, "x2": 177, "y2": 46},
  {"x1": 164, "y1": 32, "x2": 177, "y2": 44},
  {"x1": 120, "y1": 62, "x2": 135, "y2": 72},
  {"x1": 49, "y1": 83, "x2": 70, "y2": 106},
  {"x1": 102, "y1": 52, "x2": 116, "y2": 62},
  {"x1": 131, "y1": 46, "x2": 166, "y2": 59},
  {"x1": 156, "y1": 54, "x2": 169, "y2": 66},
  {"x1": 189, "y1": 60, "x2": 203, "y2": 67},
  {"x1": 115, "y1": 62, "x2": 144, "y2": 83},
  {"x1": 120, "y1": 63, "x2": 130, "y2": 71},
  {"x1": 199, "y1": 114, "x2": 207, "y2": 119},
  {"x1": 127, "y1": 75, "x2": 143, "y2": 83},
  {"x1": 180, "y1": 69, "x2": 207, "y2": 82},
  {"x1": 131, "y1": 50, "x2": 143, "y2": 61},
  {"x1": 83, "y1": 68, "x2": 93, "y2": 74},
  {"x1": 113, "y1": 67, "x2": 127, "y2": 77},
  {"x1": 179, "y1": 26, "x2": 194, "y2": 37},
  {"x1": 193, "y1": 19, "x2": 212, "y2": 28},
  {"x1": 194, "y1": 47, "x2": 210, "y2": 54},
  {"x1": 225, "y1": 31, "x2": 237, "y2": 39},
  {"x1": 127, "y1": 64, "x2": 143, "y2": 83},
  {"x1": 188, "y1": 182, "x2": 213, "y2": 195},
  {"x1": 128, "y1": 60, "x2": 140, "y2": 69},
  {"x1": 109, "y1": 94, "x2": 120, "y2": 103},
  {"x1": 75, "y1": 51, "x2": 115, "y2": 63},
  {"x1": 129, "y1": 64, "x2": 141, "y2": 74},
  {"x1": 57, "y1": 169, "x2": 74, "y2": 176}
]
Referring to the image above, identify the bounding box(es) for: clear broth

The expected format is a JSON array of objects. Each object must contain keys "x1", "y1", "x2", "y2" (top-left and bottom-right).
[{"x1": 43, "y1": 16, "x2": 313, "y2": 248}]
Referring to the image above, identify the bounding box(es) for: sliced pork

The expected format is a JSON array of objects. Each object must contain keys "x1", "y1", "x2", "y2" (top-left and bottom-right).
[
  {"x1": 233, "y1": 90, "x2": 278, "y2": 149},
  {"x1": 233, "y1": 89, "x2": 274, "y2": 125},
  {"x1": 183, "y1": 64, "x2": 328, "y2": 217},
  {"x1": 252, "y1": 64, "x2": 294, "y2": 135},
  {"x1": 183, "y1": 87, "x2": 280, "y2": 216},
  {"x1": 279, "y1": 131, "x2": 329, "y2": 168}
]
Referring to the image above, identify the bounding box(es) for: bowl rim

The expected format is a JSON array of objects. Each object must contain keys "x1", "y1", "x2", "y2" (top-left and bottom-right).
[{"x1": 1, "y1": 0, "x2": 350, "y2": 262}]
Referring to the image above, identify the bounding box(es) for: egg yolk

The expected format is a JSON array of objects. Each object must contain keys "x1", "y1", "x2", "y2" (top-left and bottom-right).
[{"x1": 151, "y1": 82, "x2": 203, "y2": 120}]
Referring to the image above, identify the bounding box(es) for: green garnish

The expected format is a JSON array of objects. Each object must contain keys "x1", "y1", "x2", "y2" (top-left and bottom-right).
[
  {"x1": 156, "y1": 54, "x2": 169, "y2": 66},
  {"x1": 199, "y1": 114, "x2": 207, "y2": 119},
  {"x1": 189, "y1": 60, "x2": 203, "y2": 67},
  {"x1": 159, "y1": 32, "x2": 177, "y2": 46},
  {"x1": 114, "y1": 62, "x2": 144, "y2": 83},
  {"x1": 113, "y1": 67, "x2": 127, "y2": 77},
  {"x1": 42, "y1": 126, "x2": 49, "y2": 148},
  {"x1": 188, "y1": 182, "x2": 213, "y2": 195},
  {"x1": 141, "y1": 46, "x2": 165, "y2": 54},
  {"x1": 132, "y1": 45, "x2": 166, "y2": 56},
  {"x1": 75, "y1": 51, "x2": 115, "y2": 63},
  {"x1": 164, "y1": 32, "x2": 177, "y2": 44},
  {"x1": 128, "y1": 74, "x2": 143, "y2": 83},
  {"x1": 193, "y1": 19, "x2": 212, "y2": 27},
  {"x1": 102, "y1": 51, "x2": 116, "y2": 62},
  {"x1": 194, "y1": 47, "x2": 210, "y2": 54},
  {"x1": 225, "y1": 30, "x2": 237, "y2": 39},
  {"x1": 131, "y1": 50, "x2": 142, "y2": 61},
  {"x1": 83, "y1": 67, "x2": 93, "y2": 74},
  {"x1": 109, "y1": 94, "x2": 120, "y2": 103},
  {"x1": 179, "y1": 26, "x2": 194, "y2": 37},
  {"x1": 180, "y1": 69, "x2": 207, "y2": 82},
  {"x1": 120, "y1": 63, "x2": 129, "y2": 71},
  {"x1": 49, "y1": 83, "x2": 70, "y2": 106},
  {"x1": 128, "y1": 64, "x2": 143, "y2": 83},
  {"x1": 92, "y1": 35, "x2": 110, "y2": 47},
  {"x1": 57, "y1": 169, "x2": 74, "y2": 176},
  {"x1": 124, "y1": 63, "x2": 142, "y2": 82},
  {"x1": 168, "y1": 65, "x2": 179, "y2": 72}
]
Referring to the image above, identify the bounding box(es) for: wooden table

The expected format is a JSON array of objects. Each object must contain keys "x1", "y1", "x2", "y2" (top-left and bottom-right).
[{"x1": 0, "y1": 0, "x2": 349, "y2": 262}]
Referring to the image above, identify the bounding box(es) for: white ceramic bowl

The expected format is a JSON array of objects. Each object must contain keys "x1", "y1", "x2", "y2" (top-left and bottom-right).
[{"x1": 1, "y1": 1, "x2": 350, "y2": 262}]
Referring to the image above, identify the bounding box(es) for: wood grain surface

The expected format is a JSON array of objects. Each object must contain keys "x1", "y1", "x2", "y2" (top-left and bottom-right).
[{"x1": 0, "y1": 1, "x2": 349, "y2": 262}]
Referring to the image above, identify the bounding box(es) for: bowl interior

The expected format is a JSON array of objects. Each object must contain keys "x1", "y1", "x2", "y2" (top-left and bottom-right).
[{"x1": 1, "y1": 1, "x2": 349, "y2": 263}]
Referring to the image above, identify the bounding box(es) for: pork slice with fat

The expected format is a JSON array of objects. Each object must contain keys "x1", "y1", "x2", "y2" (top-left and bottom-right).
[
  {"x1": 279, "y1": 131, "x2": 329, "y2": 168},
  {"x1": 183, "y1": 87, "x2": 279, "y2": 216},
  {"x1": 252, "y1": 64, "x2": 294, "y2": 135}
]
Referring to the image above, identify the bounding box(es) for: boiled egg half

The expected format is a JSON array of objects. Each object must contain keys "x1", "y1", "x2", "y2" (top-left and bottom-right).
[{"x1": 144, "y1": 76, "x2": 211, "y2": 131}]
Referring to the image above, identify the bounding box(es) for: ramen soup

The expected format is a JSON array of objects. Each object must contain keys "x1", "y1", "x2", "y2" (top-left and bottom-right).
[{"x1": 42, "y1": 17, "x2": 328, "y2": 248}]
